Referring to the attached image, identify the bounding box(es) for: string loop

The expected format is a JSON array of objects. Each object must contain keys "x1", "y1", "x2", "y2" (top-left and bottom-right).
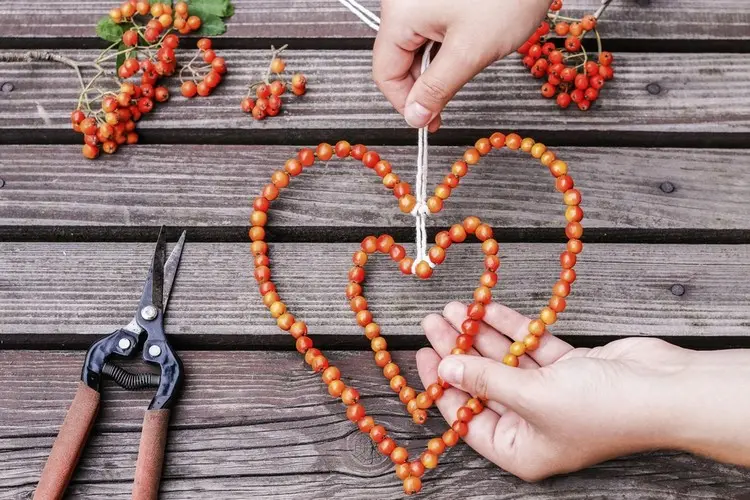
[{"x1": 337, "y1": 0, "x2": 435, "y2": 274}]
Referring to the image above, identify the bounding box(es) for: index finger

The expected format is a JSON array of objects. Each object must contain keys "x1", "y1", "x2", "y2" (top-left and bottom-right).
[{"x1": 372, "y1": 25, "x2": 423, "y2": 114}]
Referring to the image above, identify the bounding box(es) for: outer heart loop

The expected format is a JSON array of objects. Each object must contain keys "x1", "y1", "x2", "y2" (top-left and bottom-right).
[{"x1": 248, "y1": 133, "x2": 583, "y2": 495}]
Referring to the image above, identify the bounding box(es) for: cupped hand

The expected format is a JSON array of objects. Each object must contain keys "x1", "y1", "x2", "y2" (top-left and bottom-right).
[
  {"x1": 373, "y1": 0, "x2": 550, "y2": 131},
  {"x1": 416, "y1": 301, "x2": 693, "y2": 481}
]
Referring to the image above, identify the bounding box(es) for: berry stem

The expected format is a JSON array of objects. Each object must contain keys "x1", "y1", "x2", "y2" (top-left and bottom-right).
[{"x1": 263, "y1": 44, "x2": 288, "y2": 85}]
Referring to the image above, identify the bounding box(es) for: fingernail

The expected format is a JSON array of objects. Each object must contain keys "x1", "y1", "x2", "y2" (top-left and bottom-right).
[
  {"x1": 404, "y1": 102, "x2": 433, "y2": 128},
  {"x1": 438, "y1": 357, "x2": 464, "y2": 385}
]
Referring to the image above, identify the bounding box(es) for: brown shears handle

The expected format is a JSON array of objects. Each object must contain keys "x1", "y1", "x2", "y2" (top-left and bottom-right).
[
  {"x1": 34, "y1": 382, "x2": 101, "y2": 500},
  {"x1": 132, "y1": 409, "x2": 171, "y2": 500}
]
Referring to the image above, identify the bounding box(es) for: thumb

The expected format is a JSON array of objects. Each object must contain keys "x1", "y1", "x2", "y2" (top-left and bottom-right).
[
  {"x1": 403, "y1": 36, "x2": 494, "y2": 128},
  {"x1": 438, "y1": 354, "x2": 541, "y2": 408}
]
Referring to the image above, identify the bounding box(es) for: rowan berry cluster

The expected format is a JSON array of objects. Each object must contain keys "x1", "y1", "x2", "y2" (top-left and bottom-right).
[
  {"x1": 71, "y1": 0, "x2": 232, "y2": 159},
  {"x1": 179, "y1": 38, "x2": 227, "y2": 97},
  {"x1": 517, "y1": 0, "x2": 614, "y2": 111},
  {"x1": 241, "y1": 45, "x2": 308, "y2": 120}
]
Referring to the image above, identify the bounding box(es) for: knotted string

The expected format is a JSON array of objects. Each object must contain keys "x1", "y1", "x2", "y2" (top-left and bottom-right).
[{"x1": 338, "y1": 0, "x2": 435, "y2": 273}]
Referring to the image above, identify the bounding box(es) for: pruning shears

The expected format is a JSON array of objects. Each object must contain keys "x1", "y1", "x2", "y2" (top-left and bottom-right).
[{"x1": 35, "y1": 228, "x2": 186, "y2": 500}]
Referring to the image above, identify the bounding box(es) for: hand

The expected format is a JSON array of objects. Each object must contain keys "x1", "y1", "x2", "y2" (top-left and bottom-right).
[
  {"x1": 416, "y1": 302, "x2": 750, "y2": 481},
  {"x1": 373, "y1": 0, "x2": 550, "y2": 131}
]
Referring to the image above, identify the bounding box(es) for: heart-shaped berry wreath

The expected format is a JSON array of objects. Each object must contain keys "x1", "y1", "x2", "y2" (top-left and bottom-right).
[{"x1": 249, "y1": 132, "x2": 583, "y2": 494}]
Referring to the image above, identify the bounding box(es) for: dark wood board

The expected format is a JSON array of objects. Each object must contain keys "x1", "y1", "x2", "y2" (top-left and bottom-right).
[
  {"x1": 1, "y1": 242, "x2": 748, "y2": 349},
  {"x1": 2, "y1": 51, "x2": 750, "y2": 145},
  {"x1": 1, "y1": 0, "x2": 749, "y2": 46},
  {"x1": 2, "y1": 350, "x2": 749, "y2": 499},
  {"x1": 1, "y1": 145, "x2": 749, "y2": 236}
]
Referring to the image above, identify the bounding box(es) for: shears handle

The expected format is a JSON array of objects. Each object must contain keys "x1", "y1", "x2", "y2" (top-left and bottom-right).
[
  {"x1": 132, "y1": 409, "x2": 171, "y2": 500},
  {"x1": 34, "y1": 382, "x2": 101, "y2": 500}
]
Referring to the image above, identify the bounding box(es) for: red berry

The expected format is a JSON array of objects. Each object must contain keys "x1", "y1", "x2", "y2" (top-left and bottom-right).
[
  {"x1": 589, "y1": 74, "x2": 605, "y2": 89},
  {"x1": 205, "y1": 71, "x2": 222, "y2": 89},
  {"x1": 291, "y1": 84, "x2": 306, "y2": 96},
  {"x1": 267, "y1": 94, "x2": 282, "y2": 110},
  {"x1": 252, "y1": 106, "x2": 266, "y2": 120},
  {"x1": 541, "y1": 42, "x2": 555, "y2": 56},
  {"x1": 197, "y1": 38, "x2": 212, "y2": 51},
  {"x1": 561, "y1": 67, "x2": 577, "y2": 82},
  {"x1": 71, "y1": 110, "x2": 85, "y2": 124},
  {"x1": 196, "y1": 81, "x2": 211, "y2": 97},
  {"x1": 256, "y1": 84, "x2": 271, "y2": 99},
  {"x1": 144, "y1": 27, "x2": 159, "y2": 43},
  {"x1": 599, "y1": 51, "x2": 613, "y2": 66},
  {"x1": 581, "y1": 15, "x2": 597, "y2": 31},
  {"x1": 137, "y1": 97, "x2": 154, "y2": 113},
  {"x1": 181, "y1": 81, "x2": 197, "y2": 98},
  {"x1": 522, "y1": 55, "x2": 535, "y2": 68},
  {"x1": 163, "y1": 34, "x2": 179, "y2": 49},
  {"x1": 554, "y1": 22, "x2": 569, "y2": 36},
  {"x1": 270, "y1": 80, "x2": 285, "y2": 96},
  {"x1": 82, "y1": 144, "x2": 99, "y2": 159},
  {"x1": 203, "y1": 49, "x2": 216, "y2": 63},
  {"x1": 140, "y1": 84, "x2": 154, "y2": 98},
  {"x1": 574, "y1": 74, "x2": 589, "y2": 90},
  {"x1": 584, "y1": 87, "x2": 599, "y2": 101},
  {"x1": 528, "y1": 44, "x2": 542, "y2": 60},
  {"x1": 556, "y1": 92, "x2": 571, "y2": 109},
  {"x1": 577, "y1": 99, "x2": 591, "y2": 111},
  {"x1": 548, "y1": 50, "x2": 564, "y2": 65},
  {"x1": 599, "y1": 65, "x2": 614, "y2": 80},
  {"x1": 211, "y1": 57, "x2": 227, "y2": 74},
  {"x1": 291, "y1": 73, "x2": 307, "y2": 88},
  {"x1": 154, "y1": 86, "x2": 169, "y2": 102},
  {"x1": 565, "y1": 36, "x2": 581, "y2": 52},
  {"x1": 241, "y1": 97, "x2": 255, "y2": 113},
  {"x1": 541, "y1": 82, "x2": 556, "y2": 98},
  {"x1": 547, "y1": 74, "x2": 562, "y2": 86},
  {"x1": 122, "y1": 30, "x2": 138, "y2": 47}
]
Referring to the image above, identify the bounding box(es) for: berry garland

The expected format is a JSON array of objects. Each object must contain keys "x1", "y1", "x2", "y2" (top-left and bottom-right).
[
  {"x1": 518, "y1": 0, "x2": 614, "y2": 111},
  {"x1": 249, "y1": 133, "x2": 583, "y2": 494},
  {"x1": 240, "y1": 45, "x2": 308, "y2": 120},
  {"x1": 65, "y1": 0, "x2": 233, "y2": 158}
]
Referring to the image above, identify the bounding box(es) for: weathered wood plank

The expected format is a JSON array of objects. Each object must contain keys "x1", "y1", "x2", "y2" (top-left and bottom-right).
[
  {"x1": 2, "y1": 51, "x2": 750, "y2": 141},
  {"x1": 1, "y1": 242, "x2": 748, "y2": 348},
  {"x1": 1, "y1": 0, "x2": 749, "y2": 44},
  {"x1": 1, "y1": 145, "x2": 749, "y2": 233},
  {"x1": 2, "y1": 350, "x2": 749, "y2": 499}
]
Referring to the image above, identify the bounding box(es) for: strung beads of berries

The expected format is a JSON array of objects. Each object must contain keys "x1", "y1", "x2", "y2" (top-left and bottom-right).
[
  {"x1": 241, "y1": 44, "x2": 308, "y2": 120},
  {"x1": 179, "y1": 38, "x2": 227, "y2": 98},
  {"x1": 250, "y1": 134, "x2": 582, "y2": 494},
  {"x1": 517, "y1": 0, "x2": 614, "y2": 111}
]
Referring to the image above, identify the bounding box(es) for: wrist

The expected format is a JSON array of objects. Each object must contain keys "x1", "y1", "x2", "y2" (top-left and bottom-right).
[{"x1": 657, "y1": 348, "x2": 750, "y2": 466}]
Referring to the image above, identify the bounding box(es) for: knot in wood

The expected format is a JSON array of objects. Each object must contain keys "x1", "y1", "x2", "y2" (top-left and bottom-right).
[
  {"x1": 659, "y1": 181, "x2": 675, "y2": 194},
  {"x1": 670, "y1": 284, "x2": 686, "y2": 296},
  {"x1": 0, "y1": 178, "x2": 4, "y2": 189},
  {"x1": 348, "y1": 430, "x2": 386, "y2": 466},
  {"x1": 0, "y1": 82, "x2": 14, "y2": 93},
  {"x1": 646, "y1": 83, "x2": 661, "y2": 95}
]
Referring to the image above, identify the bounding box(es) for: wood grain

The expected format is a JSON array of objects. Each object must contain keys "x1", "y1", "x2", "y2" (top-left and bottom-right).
[
  {"x1": 1, "y1": 242, "x2": 748, "y2": 348},
  {"x1": 1, "y1": 145, "x2": 749, "y2": 233},
  {"x1": 2, "y1": 51, "x2": 750, "y2": 142},
  {"x1": 1, "y1": 0, "x2": 749, "y2": 44},
  {"x1": 2, "y1": 350, "x2": 749, "y2": 499}
]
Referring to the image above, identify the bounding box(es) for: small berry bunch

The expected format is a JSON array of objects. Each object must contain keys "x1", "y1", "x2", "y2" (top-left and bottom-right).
[
  {"x1": 69, "y1": 0, "x2": 232, "y2": 159},
  {"x1": 240, "y1": 45, "x2": 308, "y2": 121},
  {"x1": 517, "y1": 0, "x2": 614, "y2": 111},
  {"x1": 179, "y1": 38, "x2": 227, "y2": 97}
]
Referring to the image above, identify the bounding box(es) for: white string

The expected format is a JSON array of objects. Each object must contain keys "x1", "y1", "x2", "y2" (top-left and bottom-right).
[
  {"x1": 337, "y1": 0, "x2": 435, "y2": 274},
  {"x1": 338, "y1": 0, "x2": 381, "y2": 31}
]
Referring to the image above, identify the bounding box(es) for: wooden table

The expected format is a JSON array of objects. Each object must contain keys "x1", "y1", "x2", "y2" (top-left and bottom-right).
[{"x1": 2, "y1": 1, "x2": 750, "y2": 498}]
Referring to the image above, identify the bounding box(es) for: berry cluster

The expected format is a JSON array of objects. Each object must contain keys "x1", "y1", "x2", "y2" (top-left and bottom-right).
[
  {"x1": 517, "y1": 0, "x2": 614, "y2": 111},
  {"x1": 179, "y1": 38, "x2": 227, "y2": 98},
  {"x1": 71, "y1": 0, "x2": 232, "y2": 159},
  {"x1": 241, "y1": 45, "x2": 307, "y2": 120}
]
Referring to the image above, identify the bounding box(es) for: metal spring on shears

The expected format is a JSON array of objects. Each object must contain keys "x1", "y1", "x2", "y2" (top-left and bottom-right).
[{"x1": 102, "y1": 362, "x2": 161, "y2": 390}]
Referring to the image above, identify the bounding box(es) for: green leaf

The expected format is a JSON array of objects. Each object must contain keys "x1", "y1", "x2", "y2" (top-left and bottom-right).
[
  {"x1": 223, "y1": 1, "x2": 234, "y2": 17},
  {"x1": 96, "y1": 17, "x2": 124, "y2": 43},
  {"x1": 194, "y1": 14, "x2": 226, "y2": 36},
  {"x1": 188, "y1": 0, "x2": 229, "y2": 18},
  {"x1": 116, "y1": 43, "x2": 128, "y2": 70}
]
